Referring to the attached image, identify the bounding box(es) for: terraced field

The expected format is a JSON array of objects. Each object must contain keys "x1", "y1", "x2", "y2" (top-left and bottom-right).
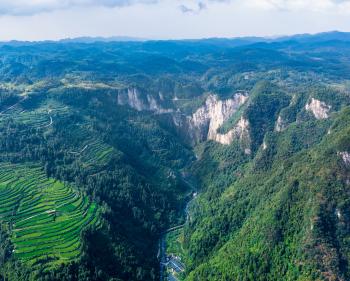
[
  {"x1": 64, "y1": 124, "x2": 118, "y2": 167},
  {"x1": 80, "y1": 140, "x2": 115, "y2": 166},
  {"x1": 0, "y1": 92, "x2": 70, "y2": 127},
  {"x1": 0, "y1": 92, "x2": 111, "y2": 269},
  {"x1": 15, "y1": 100, "x2": 69, "y2": 129},
  {"x1": 0, "y1": 163, "x2": 99, "y2": 269},
  {"x1": 0, "y1": 91, "x2": 117, "y2": 168}
]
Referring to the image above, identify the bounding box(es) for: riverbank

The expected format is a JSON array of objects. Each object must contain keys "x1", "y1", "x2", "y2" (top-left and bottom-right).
[{"x1": 159, "y1": 192, "x2": 197, "y2": 281}]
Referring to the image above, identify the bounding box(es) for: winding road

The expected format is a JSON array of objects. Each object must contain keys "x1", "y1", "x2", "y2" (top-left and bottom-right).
[{"x1": 37, "y1": 115, "x2": 53, "y2": 129}]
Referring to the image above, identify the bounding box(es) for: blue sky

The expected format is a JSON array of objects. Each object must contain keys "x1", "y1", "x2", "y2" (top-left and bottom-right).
[{"x1": 0, "y1": 0, "x2": 350, "y2": 40}]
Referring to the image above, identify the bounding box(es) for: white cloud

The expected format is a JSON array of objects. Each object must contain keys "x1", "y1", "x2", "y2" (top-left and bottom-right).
[
  {"x1": 179, "y1": 1, "x2": 207, "y2": 14},
  {"x1": 245, "y1": 0, "x2": 350, "y2": 13},
  {"x1": 0, "y1": 0, "x2": 158, "y2": 15},
  {"x1": 1, "y1": 0, "x2": 350, "y2": 16},
  {"x1": 0, "y1": 0, "x2": 349, "y2": 40}
]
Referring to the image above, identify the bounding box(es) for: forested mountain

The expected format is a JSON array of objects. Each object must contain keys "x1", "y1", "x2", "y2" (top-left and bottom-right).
[{"x1": 0, "y1": 31, "x2": 349, "y2": 281}]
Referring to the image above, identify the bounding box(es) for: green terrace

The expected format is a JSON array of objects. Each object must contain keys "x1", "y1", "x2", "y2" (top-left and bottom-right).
[{"x1": 0, "y1": 163, "x2": 100, "y2": 270}]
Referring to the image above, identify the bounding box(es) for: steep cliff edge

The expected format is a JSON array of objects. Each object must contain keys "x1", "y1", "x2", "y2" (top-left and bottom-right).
[
  {"x1": 117, "y1": 88, "x2": 173, "y2": 114},
  {"x1": 118, "y1": 88, "x2": 249, "y2": 146},
  {"x1": 305, "y1": 98, "x2": 331, "y2": 119},
  {"x1": 186, "y1": 94, "x2": 248, "y2": 145}
]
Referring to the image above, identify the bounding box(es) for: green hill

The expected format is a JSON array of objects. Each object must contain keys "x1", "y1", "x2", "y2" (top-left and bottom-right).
[
  {"x1": 0, "y1": 163, "x2": 98, "y2": 269},
  {"x1": 0, "y1": 33, "x2": 350, "y2": 281}
]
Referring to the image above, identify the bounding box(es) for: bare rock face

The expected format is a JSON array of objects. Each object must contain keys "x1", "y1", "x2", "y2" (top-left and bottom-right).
[
  {"x1": 118, "y1": 88, "x2": 145, "y2": 111},
  {"x1": 118, "y1": 89, "x2": 249, "y2": 146},
  {"x1": 262, "y1": 141, "x2": 267, "y2": 150},
  {"x1": 212, "y1": 116, "x2": 250, "y2": 145},
  {"x1": 117, "y1": 88, "x2": 173, "y2": 114},
  {"x1": 275, "y1": 115, "x2": 285, "y2": 132},
  {"x1": 305, "y1": 98, "x2": 331, "y2": 120},
  {"x1": 187, "y1": 94, "x2": 248, "y2": 145},
  {"x1": 338, "y1": 151, "x2": 350, "y2": 167}
]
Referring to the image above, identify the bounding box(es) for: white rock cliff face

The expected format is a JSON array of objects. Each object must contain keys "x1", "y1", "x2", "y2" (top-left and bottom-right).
[
  {"x1": 118, "y1": 89, "x2": 249, "y2": 146},
  {"x1": 117, "y1": 88, "x2": 173, "y2": 114},
  {"x1": 338, "y1": 151, "x2": 350, "y2": 167},
  {"x1": 275, "y1": 115, "x2": 285, "y2": 132},
  {"x1": 305, "y1": 98, "x2": 331, "y2": 120},
  {"x1": 187, "y1": 94, "x2": 248, "y2": 145},
  {"x1": 118, "y1": 88, "x2": 145, "y2": 111},
  {"x1": 262, "y1": 141, "x2": 267, "y2": 150},
  {"x1": 212, "y1": 117, "x2": 250, "y2": 145}
]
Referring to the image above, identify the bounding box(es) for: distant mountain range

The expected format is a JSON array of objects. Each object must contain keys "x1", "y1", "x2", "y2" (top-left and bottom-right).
[
  {"x1": 59, "y1": 36, "x2": 147, "y2": 43},
  {"x1": 1, "y1": 31, "x2": 350, "y2": 46}
]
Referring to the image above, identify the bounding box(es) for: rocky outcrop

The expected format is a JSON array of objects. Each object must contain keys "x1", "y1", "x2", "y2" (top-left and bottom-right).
[
  {"x1": 117, "y1": 88, "x2": 173, "y2": 114},
  {"x1": 118, "y1": 88, "x2": 145, "y2": 111},
  {"x1": 118, "y1": 89, "x2": 249, "y2": 146},
  {"x1": 338, "y1": 151, "x2": 350, "y2": 167},
  {"x1": 275, "y1": 115, "x2": 285, "y2": 132},
  {"x1": 305, "y1": 98, "x2": 331, "y2": 120},
  {"x1": 335, "y1": 208, "x2": 342, "y2": 219},
  {"x1": 262, "y1": 141, "x2": 267, "y2": 150},
  {"x1": 211, "y1": 116, "x2": 250, "y2": 146},
  {"x1": 186, "y1": 94, "x2": 248, "y2": 145}
]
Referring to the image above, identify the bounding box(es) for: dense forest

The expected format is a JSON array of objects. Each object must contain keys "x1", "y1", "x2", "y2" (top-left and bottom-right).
[{"x1": 0, "y1": 31, "x2": 349, "y2": 280}]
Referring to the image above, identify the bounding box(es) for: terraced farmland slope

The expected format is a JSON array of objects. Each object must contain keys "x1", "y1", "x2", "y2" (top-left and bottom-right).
[{"x1": 0, "y1": 163, "x2": 99, "y2": 269}]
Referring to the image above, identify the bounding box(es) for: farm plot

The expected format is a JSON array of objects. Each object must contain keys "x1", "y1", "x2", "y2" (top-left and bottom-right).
[
  {"x1": 0, "y1": 163, "x2": 99, "y2": 269},
  {"x1": 63, "y1": 126, "x2": 117, "y2": 166},
  {"x1": 16, "y1": 101, "x2": 69, "y2": 129},
  {"x1": 0, "y1": 96, "x2": 70, "y2": 130},
  {"x1": 79, "y1": 140, "x2": 115, "y2": 166}
]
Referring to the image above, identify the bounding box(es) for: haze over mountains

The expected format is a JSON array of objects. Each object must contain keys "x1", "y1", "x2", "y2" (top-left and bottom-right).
[{"x1": 2, "y1": 30, "x2": 350, "y2": 44}]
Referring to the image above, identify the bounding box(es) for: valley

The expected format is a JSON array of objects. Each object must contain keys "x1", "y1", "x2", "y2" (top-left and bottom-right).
[
  {"x1": 0, "y1": 32, "x2": 349, "y2": 281},
  {"x1": 160, "y1": 192, "x2": 197, "y2": 281}
]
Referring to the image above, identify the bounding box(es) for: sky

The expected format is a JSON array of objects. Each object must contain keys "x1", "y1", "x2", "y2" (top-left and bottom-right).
[{"x1": 0, "y1": 0, "x2": 350, "y2": 41}]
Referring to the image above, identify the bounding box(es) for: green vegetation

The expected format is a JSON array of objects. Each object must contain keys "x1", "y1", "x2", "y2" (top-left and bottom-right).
[
  {"x1": 165, "y1": 228, "x2": 187, "y2": 280},
  {"x1": 183, "y1": 99, "x2": 350, "y2": 280},
  {"x1": 0, "y1": 72, "x2": 193, "y2": 280},
  {"x1": 0, "y1": 163, "x2": 98, "y2": 269},
  {"x1": 166, "y1": 229, "x2": 186, "y2": 263},
  {"x1": 1, "y1": 32, "x2": 350, "y2": 281}
]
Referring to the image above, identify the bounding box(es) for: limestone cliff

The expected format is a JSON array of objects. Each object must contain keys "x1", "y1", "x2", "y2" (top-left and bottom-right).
[
  {"x1": 117, "y1": 88, "x2": 173, "y2": 114},
  {"x1": 212, "y1": 116, "x2": 250, "y2": 146},
  {"x1": 305, "y1": 98, "x2": 331, "y2": 119},
  {"x1": 118, "y1": 89, "x2": 249, "y2": 146},
  {"x1": 275, "y1": 115, "x2": 285, "y2": 132},
  {"x1": 338, "y1": 151, "x2": 350, "y2": 167},
  {"x1": 186, "y1": 93, "x2": 248, "y2": 145}
]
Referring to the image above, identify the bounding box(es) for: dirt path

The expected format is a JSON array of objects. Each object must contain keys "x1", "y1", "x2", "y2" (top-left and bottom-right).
[
  {"x1": 68, "y1": 144, "x2": 89, "y2": 155},
  {"x1": 0, "y1": 96, "x2": 28, "y2": 116},
  {"x1": 36, "y1": 115, "x2": 53, "y2": 129}
]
